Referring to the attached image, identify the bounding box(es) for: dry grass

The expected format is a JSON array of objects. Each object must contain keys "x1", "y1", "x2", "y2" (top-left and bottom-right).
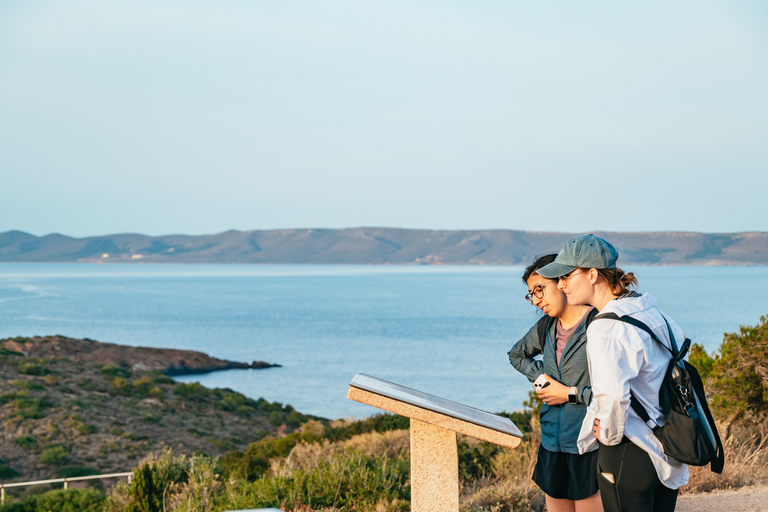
[
  {"x1": 681, "y1": 420, "x2": 768, "y2": 494},
  {"x1": 460, "y1": 478, "x2": 545, "y2": 512},
  {"x1": 271, "y1": 428, "x2": 410, "y2": 475},
  {"x1": 459, "y1": 428, "x2": 544, "y2": 512}
]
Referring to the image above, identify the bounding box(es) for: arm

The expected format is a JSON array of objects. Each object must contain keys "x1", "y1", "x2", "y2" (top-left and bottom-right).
[
  {"x1": 507, "y1": 323, "x2": 545, "y2": 383},
  {"x1": 586, "y1": 324, "x2": 644, "y2": 445},
  {"x1": 537, "y1": 380, "x2": 592, "y2": 406}
]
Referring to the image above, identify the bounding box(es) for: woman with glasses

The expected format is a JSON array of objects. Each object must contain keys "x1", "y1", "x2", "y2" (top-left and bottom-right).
[
  {"x1": 508, "y1": 254, "x2": 603, "y2": 512},
  {"x1": 537, "y1": 234, "x2": 687, "y2": 512}
]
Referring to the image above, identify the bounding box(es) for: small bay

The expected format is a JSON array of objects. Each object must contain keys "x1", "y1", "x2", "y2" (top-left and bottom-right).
[{"x1": 0, "y1": 263, "x2": 765, "y2": 420}]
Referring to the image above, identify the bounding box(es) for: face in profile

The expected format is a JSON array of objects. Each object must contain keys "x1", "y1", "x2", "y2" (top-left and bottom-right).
[
  {"x1": 526, "y1": 273, "x2": 568, "y2": 318},
  {"x1": 558, "y1": 269, "x2": 591, "y2": 306}
]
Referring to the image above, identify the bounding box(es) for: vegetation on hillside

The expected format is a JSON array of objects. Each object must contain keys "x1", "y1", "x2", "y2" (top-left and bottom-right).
[
  {"x1": 0, "y1": 338, "x2": 315, "y2": 486},
  {"x1": 1, "y1": 314, "x2": 767, "y2": 511}
]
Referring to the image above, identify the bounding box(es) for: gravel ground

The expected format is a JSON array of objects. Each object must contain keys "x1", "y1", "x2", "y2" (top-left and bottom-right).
[{"x1": 677, "y1": 485, "x2": 768, "y2": 512}]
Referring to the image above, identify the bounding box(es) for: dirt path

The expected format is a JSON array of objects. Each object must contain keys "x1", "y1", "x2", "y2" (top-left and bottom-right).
[{"x1": 677, "y1": 485, "x2": 768, "y2": 512}]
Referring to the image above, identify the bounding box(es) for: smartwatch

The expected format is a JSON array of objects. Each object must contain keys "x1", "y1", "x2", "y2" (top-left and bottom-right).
[{"x1": 568, "y1": 387, "x2": 578, "y2": 404}]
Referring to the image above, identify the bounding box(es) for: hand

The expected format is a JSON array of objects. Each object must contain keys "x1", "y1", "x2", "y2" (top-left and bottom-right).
[
  {"x1": 592, "y1": 418, "x2": 601, "y2": 441},
  {"x1": 535, "y1": 375, "x2": 569, "y2": 406}
]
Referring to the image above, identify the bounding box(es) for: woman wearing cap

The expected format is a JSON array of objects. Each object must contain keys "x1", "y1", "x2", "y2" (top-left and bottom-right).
[
  {"x1": 537, "y1": 234, "x2": 688, "y2": 512},
  {"x1": 508, "y1": 254, "x2": 603, "y2": 512}
]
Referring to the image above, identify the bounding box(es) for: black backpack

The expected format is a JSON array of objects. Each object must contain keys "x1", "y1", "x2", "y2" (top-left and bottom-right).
[
  {"x1": 596, "y1": 312, "x2": 725, "y2": 473},
  {"x1": 535, "y1": 308, "x2": 599, "y2": 352}
]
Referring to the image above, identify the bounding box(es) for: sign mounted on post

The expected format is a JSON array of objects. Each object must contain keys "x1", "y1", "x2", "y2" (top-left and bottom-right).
[{"x1": 347, "y1": 373, "x2": 523, "y2": 512}]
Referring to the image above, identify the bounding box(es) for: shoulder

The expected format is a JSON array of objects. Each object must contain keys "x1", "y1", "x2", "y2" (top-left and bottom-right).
[
  {"x1": 516, "y1": 320, "x2": 544, "y2": 347},
  {"x1": 587, "y1": 312, "x2": 646, "y2": 351}
]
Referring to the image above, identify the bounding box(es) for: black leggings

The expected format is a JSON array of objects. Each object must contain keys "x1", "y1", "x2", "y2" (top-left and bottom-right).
[{"x1": 597, "y1": 440, "x2": 679, "y2": 512}]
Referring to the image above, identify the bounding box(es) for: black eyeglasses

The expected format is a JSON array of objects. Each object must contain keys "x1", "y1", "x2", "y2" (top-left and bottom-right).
[{"x1": 525, "y1": 284, "x2": 547, "y2": 305}]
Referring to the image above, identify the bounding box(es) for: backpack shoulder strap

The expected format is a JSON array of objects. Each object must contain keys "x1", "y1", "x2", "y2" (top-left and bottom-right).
[
  {"x1": 594, "y1": 312, "x2": 668, "y2": 431},
  {"x1": 595, "y1": 312, "x2": 675, "y2": 356},
  {"x1": 536, "y1": 315, "x2": 553, "y2": 352},
  {"x1": 585, "y1": 307, "x2": 599, "y2": 326}
]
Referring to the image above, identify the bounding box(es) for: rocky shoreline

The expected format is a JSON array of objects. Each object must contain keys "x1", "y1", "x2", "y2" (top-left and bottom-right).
[{"x1": 0, "y1": 335, "x2": 280, "y2": 376}]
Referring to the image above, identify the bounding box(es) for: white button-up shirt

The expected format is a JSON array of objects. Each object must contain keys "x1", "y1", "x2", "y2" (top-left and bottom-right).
[{"x1": 577, "y1": 292, "x2": 689, "y2": 489}]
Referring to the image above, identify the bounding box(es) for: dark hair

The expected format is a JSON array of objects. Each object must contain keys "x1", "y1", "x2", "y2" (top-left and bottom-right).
[
  {"x1": 522, "y1": 254, "x2": 557, "y2": 284},
  {"x1": 596, "y1": 267, "x2": 638, "y2": 296}
]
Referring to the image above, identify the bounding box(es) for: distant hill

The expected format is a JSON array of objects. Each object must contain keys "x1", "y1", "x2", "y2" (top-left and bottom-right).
[{"x1": 1, "y1": 228, "x2": 767, "y2": 265}]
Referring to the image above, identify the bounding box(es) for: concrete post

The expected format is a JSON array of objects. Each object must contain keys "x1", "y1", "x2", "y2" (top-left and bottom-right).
[{"x1": 410, "y1": 419, "x2": 459, "y2": 512}]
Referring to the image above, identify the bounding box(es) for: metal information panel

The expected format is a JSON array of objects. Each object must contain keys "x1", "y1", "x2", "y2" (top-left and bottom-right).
[{"x1": 349, "y1": 373, "x2": 522, "y2": 438}]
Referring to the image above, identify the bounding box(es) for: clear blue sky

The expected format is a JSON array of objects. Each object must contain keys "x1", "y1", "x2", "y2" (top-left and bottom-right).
[{"x1": 2, "y1": 0, "x2": 767, "y2": 237}]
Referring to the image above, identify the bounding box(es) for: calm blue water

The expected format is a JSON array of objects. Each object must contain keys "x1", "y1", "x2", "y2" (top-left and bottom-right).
[{"x1": 0, "y1": 264, "x2": 766, "y2": 420}]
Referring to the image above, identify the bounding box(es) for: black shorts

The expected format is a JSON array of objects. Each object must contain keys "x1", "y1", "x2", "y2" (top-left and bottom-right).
[{"x1": 532, "y1": 444, "x2": 600, "y2": 501}]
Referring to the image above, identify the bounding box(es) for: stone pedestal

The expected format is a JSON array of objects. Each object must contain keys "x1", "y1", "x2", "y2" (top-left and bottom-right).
[
  {"x1": 410, "y1": 419, "x2": 459, "y2": 512},
  {"x1": 347, "y1": 379, "x2": 521, "y2": 512}
]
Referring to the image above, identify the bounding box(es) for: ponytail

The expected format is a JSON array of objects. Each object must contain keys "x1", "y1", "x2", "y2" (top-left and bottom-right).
[{"x1": 596, "y1": 268, "x2": 638, "y2": 296}]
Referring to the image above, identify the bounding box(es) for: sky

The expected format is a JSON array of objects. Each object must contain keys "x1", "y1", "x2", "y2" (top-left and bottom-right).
[{"x1": 1, "y1": 0, "x2": 767, "y2": 238}]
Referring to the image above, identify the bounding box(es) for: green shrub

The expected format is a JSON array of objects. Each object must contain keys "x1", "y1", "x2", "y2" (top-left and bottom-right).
[
  {"x1": 149, "y1": 371, "x2": 174, "y2": 385},
  {"x1": 254, "y1": 397, "x2": 283, "y2": 413},
  {"x1": 496, "y1": 410, "x2": 534, "y2": 434},
  {"x1": 110, "y1": 376, "x2": 130, "y2": 395},
  {"x1": 132, "y1": 377, "x2": 154, "y2": 397},
  {"x1": 40, "y1": 444, "x2": 70, "y2": 466},
  {"x1": 209, "y1": 438, "x2": 237, "y2": 451},
  {"x1": 0, "y1": 463, "x2": 19, "y2": 479},
  {"x1": 12, "y1": 397, "x2": 49, "y2": 419},
  {"x1": 0, "y1": 393, "x2": 17, "y2": 406},
  {"x1": 0, "y1": 487, "x2": 106, "y2": 512},
  {"x1": 246, "y1": 452, "x2": 410, "y2": 511},
  {"x1": 118, "y1": 450, "x2": 188, "y2": 512},
  {"x1": 13, "y1": 379, "x2": 45, "y2": 391},
  {"x1": 458, "y1": 439, "x2": 499, "y2": 482},
  {"x1": 286, "y1": 409, "x2": 303, "y2": 427},
  {"x1": 220, "y1": 413, "x2": 409, "y2": 481},
  {"x1": 75, "y1": 422, "x2": 98, "y2": 435},
  {"x1": 17, "y1": 363, "x2": 47, "y2": 376},
  {"x1": 59, "y1": 466, "x2": 100, "y2": 478},
  {"x1": 701, "y1": 315, "x2": 768, "y2": 422},
  {"x1": 268, "y1": 411, "x2": 283, "y2": 426},
  {"x1": 100, "y1": 365, "x2": 132, "y2": 379},
  {"x1": 322, "y1": 412, "x2": 410, "y2": 442},
  {"x1": 14, "y1": 435, "x2": 37, "y2": 450},
  {"x1": 173, "y1": 382, "x2": 210, "y2": 401},
  {"x1": 0, "y1": 347, "x2": 23, "y2": 356},
  {"x1": 235, "y1": 405, "x2": 253, "y2": 417}
]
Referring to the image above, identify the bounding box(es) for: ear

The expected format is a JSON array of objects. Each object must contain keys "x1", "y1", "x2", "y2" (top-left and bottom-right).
[{"x1": 587, "y1": 268, "x2": 599, "y2": 284}]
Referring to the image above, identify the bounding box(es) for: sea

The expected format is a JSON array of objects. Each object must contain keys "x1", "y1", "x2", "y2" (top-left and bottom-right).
[{"x1": 0, "y1": 263, "x2": 766, "y2": 420}]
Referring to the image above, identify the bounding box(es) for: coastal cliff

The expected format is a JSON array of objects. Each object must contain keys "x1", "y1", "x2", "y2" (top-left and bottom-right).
[
  {"x1": 0, "y1": 336, "x2": 305, "y2": 484},
  {"x1": 1, "y1": 336, "x2": 280, "y2": 376}
]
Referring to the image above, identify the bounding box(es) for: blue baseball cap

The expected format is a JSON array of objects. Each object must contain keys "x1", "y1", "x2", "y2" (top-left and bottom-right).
[{"x1": 537, "y1": 234, "x2": 619, "y2": 278}]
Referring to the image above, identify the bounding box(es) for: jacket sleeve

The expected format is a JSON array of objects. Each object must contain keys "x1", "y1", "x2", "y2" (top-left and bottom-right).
[
  {"x1": 508, "y1": 323, "x2": 545, "y2": 383},
  {"x1": 576, "y1": 385, "x2": 593, "y2": 406},
  {"x1": 586, "y1": 323, "x2": 644, "y2": 446}
]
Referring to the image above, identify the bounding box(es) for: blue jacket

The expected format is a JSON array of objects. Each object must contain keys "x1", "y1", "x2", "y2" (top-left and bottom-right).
[{"x1": 507, "y1": 314, "x2": 595, "y2": 454}]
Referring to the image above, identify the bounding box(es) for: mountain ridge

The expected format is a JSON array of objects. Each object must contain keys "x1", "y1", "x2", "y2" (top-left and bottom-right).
[{"x1": 1, "y1": 228, "x2": 767, "y2": 265}]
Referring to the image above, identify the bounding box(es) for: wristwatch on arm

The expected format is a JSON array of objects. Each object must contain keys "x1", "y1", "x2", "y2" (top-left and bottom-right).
[{"x1": 568, "y1": 386, "x2": 578, "y2": 404}]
